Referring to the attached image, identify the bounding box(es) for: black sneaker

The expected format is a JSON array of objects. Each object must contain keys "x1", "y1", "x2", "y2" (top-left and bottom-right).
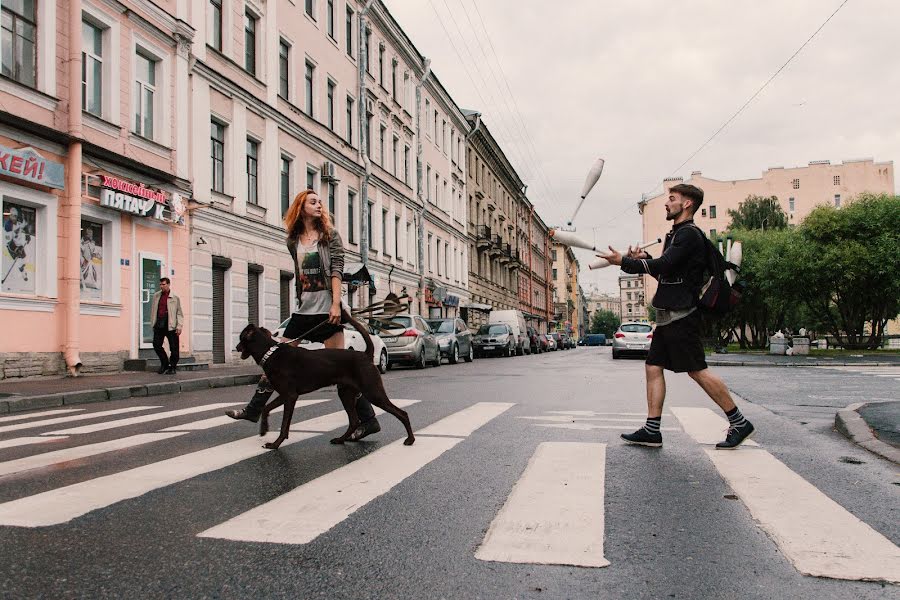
[
  {"x1": 621, "y1": 427, "x2": 662, "y2": 447},
  {"x1": 225, "y1": 408, "x2": 260, "y2": 423},
  {"x1": 349, "y1": 418, "x2": 381, "y2": 441},
  {"x1": 165, "y1": 366, "x2": 177, "y2": 375},
  {"x1": 156, "y1": 365, "x2": 168, "y2": 375},
  {"x1": 716, "y1": 421, "x2": 755, "y2": 449}
]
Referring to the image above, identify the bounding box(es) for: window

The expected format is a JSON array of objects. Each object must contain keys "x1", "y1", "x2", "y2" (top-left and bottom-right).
[
  {"x1": 381, "y1": 209, "x2": 388, "y2": 254},
  {"x1": 391, "y1": 60, "x2": 398, "y2": 100},
  {"x1": 394, "y1": 215, "x2": 400, "y2": 258},
  {"x1": 79, "y1": 219, "x2": 105, "y2": 300},
  {"x1": 133, "y1": 52, "x2": 157, "y2": 139},
  {"x1": 304, "y1": 61, "x2": 314, "y2": 117},
  {"x1": 379, "y1": 125, "x2": 385, "y2": 165},
  {"x1": 834, "y1": 194, "x2": 841, "y2": 208},
  {"x1": 552, "y1": 268, "x2": 557, "y2": 280},
  {"x1": 363, "y1": 27, "x2": 371, "y2": 73},
  {"x1": 833, "y1": 175, "x2": 840, "y2": 186},
  {"x1": 244, "y1": 11, "x2": 257, "y2": 75},
  {"x1": 701, "y1": 208, "x2": 707, "y2": 217},
  {"x1": 426, "y1": 166, "x2": 431, "y2": 201},
  {"x1": 345, "y1": 6, "x2": 354, "y2": 57},
  {"x1": 327, "y1": 181, "x2": 336, "y2": 217},
  {"x1": 82, "y1": 21, "x2": 103, "y2": 117},
  {"x1": 326, "y1": 0, "x2": 335, "y2": 39},
  {"x1": 346, "y1": 95, "x2": 354, "y2": 144},
  {"x1": 365, "y1": 114, "x2": 372, "y2": 157},
  {"x1": 789, "y1": 197, "x2": 795, "y2": 212},
  {"x1": 425, "y1": 100, "x2": 431, "y2": 136},
  {"x1": 246, "y1": 139, "x2": 259, "y2": 205},
  {"x1": 280, "y1": 156, "x2": 292, "y2": 215},
  {"x1": 627, "y1": 304, "x2": 633, "y2": 313},
  {"x1": 367, "y1": 201, "x2": 373, "y2": 247},
  {"x1": 709, "y1": 205, "x2": 716, "y2": 219},
  {"x1": 436, "y1": 239, "x2": 442, "y2": 276},
  {"x1": 378, "y1": 44, "x2": 384, "y2": 86},
  {"x1": 392, "y1": 137, "x2": 398, "y2": 176},
  {"x1": 306, "y1": 166, "x2": 317, "y2": 192},
  {"x1": 209, "y1": 0, "x2": 223, "y2": 51},
  {"x1": 709, "y1": 229, "x2": 716, "y2": 239},
  {"x1": 442, "y1": 120, "x2": 447, "y2": 154},
  {"x1": 792, "y1": 178, "x2": 800, "y2": 190},
  {"x1": 407, "y1": 221, "x2": 413, "y2": 262},
  {"x1": 403, "y1": 146, "x2": 410, "y2": 183},
  {"x1": 326, "y1": 80, "x2": 335, "y2": 129},
  {"x1": 1, "y1": 1, "x2": 36, "y2": 87},
  {"x1": 278, "y1": 40, "x2": 290, "y2": 100},
  {"x1": 434, "y1": 112, "x2": 439, "y2": 146},
  {"x1": 305, "y1": 0, "x2": 315, "y2": 20},
  {"x1": 210, "y1": 121, "x2": 225, "y2": 193},
  {"x1": 428, "y1": 233, "x2": 433, "y2": 272},
  {"x1": 347, "y1": 191, "x2": 356, "y2": 243}
]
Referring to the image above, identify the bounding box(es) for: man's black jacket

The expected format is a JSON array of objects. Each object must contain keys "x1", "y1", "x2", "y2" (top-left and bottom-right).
[{"x1": 621, "y1": 219, "x2": 706, "y2": 310}]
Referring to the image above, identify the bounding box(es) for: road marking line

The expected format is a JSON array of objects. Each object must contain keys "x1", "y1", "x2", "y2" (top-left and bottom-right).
[
  {"x1": 0, "y1": 433, "x2": 187, "y2": 478},
  {"x1": 519, "y1": 416, "x2": 646, "y2": 423},
  {"x1": 290, "y1": 399, "x2": 419, "y2": 432},
  {"x1": 705, "y1": 448, "x2": 900, "y2": 583},
  {"x1": 0, "y1": 409, "x2": 85, "y2": 424},
  {"x1": 43, "y1": 403, "x2": 244, "y2": 435},
  {"x1": 198, "y1": 436, "x2": 462, "y2": 544},
  {"x1": 198, "y1": 402, "x2": 511, "y2": 545},
  {"x1": 0, "y1": 406, "x2": 161, "y2": 435},
  {"x1": 548, "y1": 411, "x2": 672, "y2": 417},
  {"x1": 0, "y1": 402, "x2": 426, "y2": 527},
  {"x1": 159, "y1": 400, "x2": 328, "y2": 431},
  {"x1": 536, "y1": 423, "x2": 679, "y2": 431},
  {"x1": 416, "y1": 402, "x2": 514, "y2": 437},
  {"x1": 476, "y1": 442, "x2": 609, "y2": 568},
  {"x1": 669, "y1": 407, "x2": 759, "y2": 447},
  {"x1": 0, "y1": 436, "x2": 70, "y2": 450}
]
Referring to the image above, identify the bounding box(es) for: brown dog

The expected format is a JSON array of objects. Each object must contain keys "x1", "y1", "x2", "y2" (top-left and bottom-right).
[{"x1": 235, "y1": 311, "x2": 414, "y2": 450}]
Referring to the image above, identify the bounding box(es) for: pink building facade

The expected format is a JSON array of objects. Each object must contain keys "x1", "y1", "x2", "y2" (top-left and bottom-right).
[{"x1": 0, "y1": 0, "x2": 193, "y2": 379}]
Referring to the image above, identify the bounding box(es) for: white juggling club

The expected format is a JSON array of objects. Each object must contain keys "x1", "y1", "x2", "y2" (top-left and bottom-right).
[
  {"x1": 567, "y1": 158, "x2": 605, "y2": 226},
  {"x1": 548, "y1": 228, "x2": 602, "y2": 252},
  {"x1": 726, "y1": 241, "x2": 742, "y2": 285},
  {"x1": 588, "y1": 238, "x2": 662, "y2": 270}
]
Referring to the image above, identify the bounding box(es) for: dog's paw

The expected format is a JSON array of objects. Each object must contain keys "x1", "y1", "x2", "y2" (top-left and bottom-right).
[
  {"x1": 258, "y1": 421, "x2": 269, "y2": 437},
  {"x1": 403, "y1": 436, "x2": 415, "y2": 446},
  {"x1": 329, "y1": 437, "x2": 346, "y2": 445},
  {"x1": 263, "y1": 441, "x2": 282, "y2": 450}
]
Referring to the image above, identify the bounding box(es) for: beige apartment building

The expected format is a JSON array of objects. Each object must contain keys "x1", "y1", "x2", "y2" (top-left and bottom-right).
[
  {"x1": 551, "y1": 243, "x2": 580, "y2": 335},
  {"x1": 585, "y1": 290, "x2": 622, "y2": 322},
  {"x1": 619, "y1": 273, "x2": 648, "y2": 322},
  {"x1": 638, "y1": 158, "x2": 895, "y2": 314},
  {"x1": 464, "y1": 112, "x2": 523, "y2": 329}
]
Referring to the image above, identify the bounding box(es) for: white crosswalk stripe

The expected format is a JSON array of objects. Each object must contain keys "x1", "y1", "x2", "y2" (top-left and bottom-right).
[
  {"x1": 815, "y1": 365, "x2": 900, "y2": 381},
  {"x1": 0, "y1": 406, "x2": 160, "y2": 435},
  {"x1": 159, "y1": 399, "x2": 328, "y2": 431},
  {"x1": 43, "y1": 402, "x2": 244, "y2": 435},
  {"x1": 0, "y1": 408, "x2": 85, "y2": 424},
  {"x1": 0, "y1": 436, "x2": 70, "y2": 450}
]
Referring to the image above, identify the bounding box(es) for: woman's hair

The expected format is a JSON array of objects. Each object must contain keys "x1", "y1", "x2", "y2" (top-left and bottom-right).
[{"x1": 284, "y1": 189, "x2": 333, "y2": 244}]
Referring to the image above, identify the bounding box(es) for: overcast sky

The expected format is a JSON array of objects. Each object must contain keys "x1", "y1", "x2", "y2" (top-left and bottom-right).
[{"x1": 384, "y1": 0, "x2": 900, "y2": 294}]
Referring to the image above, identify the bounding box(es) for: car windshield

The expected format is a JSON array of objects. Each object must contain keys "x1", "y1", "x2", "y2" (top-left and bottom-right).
[
  {"x1": 427, "y1": 320, "x2": 455, "y2": 333},
  {"x1": 621, "y1": 323, "x2": 652, "y2": 333},
  {"x1": 478, "y1": 325, "x2": 508, "y2": 335}
]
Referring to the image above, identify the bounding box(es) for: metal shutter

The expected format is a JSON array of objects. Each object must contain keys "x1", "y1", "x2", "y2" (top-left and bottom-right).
[
  {"x1": 212, "y1": 266, "x2": 226, "y2": 364},
  {"x1": 279, "y1": 270, "x2": 294, "y2": 323},
  {"x1": 248, "y1": 264, "x2": 263, "y2": 326}
]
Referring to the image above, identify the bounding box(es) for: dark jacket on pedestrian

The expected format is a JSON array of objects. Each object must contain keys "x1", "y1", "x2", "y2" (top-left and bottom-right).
[
  {"x1": 621, "y1": 219, "x2": 706, "y2": 310},
  {"x1": 287, "y1": 229, "x2": 346, "y2": 310}
]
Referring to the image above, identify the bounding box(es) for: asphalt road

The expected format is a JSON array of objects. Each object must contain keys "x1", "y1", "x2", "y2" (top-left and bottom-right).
[{"x1": 0, "y1": 348, "x2": 897, "y2": 599}]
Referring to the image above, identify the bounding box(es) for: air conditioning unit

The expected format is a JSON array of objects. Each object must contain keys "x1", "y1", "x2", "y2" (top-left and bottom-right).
[{"x1": 322, "y1": 161, "x2": 337, "y2": 181}]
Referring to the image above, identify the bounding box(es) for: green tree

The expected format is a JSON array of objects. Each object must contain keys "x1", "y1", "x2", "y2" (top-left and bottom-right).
[
  {"x1": 728, "y1": 195, "x2": 789, "y2": 231},
  {"x1": 646, "y1": 305, "x2": 657, "y2": 323},
  {"x1": 591, "y1": 310, "x2": 620, "y2": 337}
]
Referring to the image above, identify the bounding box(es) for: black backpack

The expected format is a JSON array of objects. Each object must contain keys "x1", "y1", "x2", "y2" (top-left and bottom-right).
[{"x1": 691, "y1": 226, "x2": 742, "y2": 316}]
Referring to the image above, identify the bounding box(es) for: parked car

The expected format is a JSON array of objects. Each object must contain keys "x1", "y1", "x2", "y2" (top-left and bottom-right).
[
  {"x1": 273, "y1": 318, "x2": 389, "y2": 374},
  {"x1": 559, "y1": 332, "x2": 575, "y2": 349},
  {"x1": 527, "y1": 326, "x2": 542, "y2": 354},
  {"x1": 426, "y1": 318, "x2": 474, "y2": 364},
  {"x1": 489, "y1": 309, "x2": 529, "y2": 356},
  {"x1": 472, "y1": 323, "x2": 516, "y2": 358},
  {"x1": 582, "y1": 333, "x2": 607, "y2": 347},
  {"x1": 537, "y1": 333, "x2": 553, "y2": 352},
  {"x1": 612, "y1": 322, "x2": 654, "y2": 359},
  {"x1": 380, "y1": 314, "x2": 441, "y2": 369},
  {"x1": 550, "y1": 332, "x2": 565, "y2": 350}
]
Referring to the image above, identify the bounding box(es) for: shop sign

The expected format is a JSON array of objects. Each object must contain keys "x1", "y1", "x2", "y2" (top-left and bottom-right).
[
  {"x1": 0, "y1": 145, "x2": 65, "y2": 189},
  {"x1": 99, "y1": 175, "x2": 186, "y2": 225},
  {"x1": 443, "y1": 293, "x2": 460, "y2": 307},
  {"x1": 424, "y1": 286, "x2": 440, "y2": 306}
]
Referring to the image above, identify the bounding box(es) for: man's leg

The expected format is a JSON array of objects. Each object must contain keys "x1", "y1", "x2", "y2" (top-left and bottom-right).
[
  {"x1": 622, "y1": 327, "x2": 669, "y2": 447},
  {"x1": 225, "y1": 376, "x2": 274, "y2": 423},
  {"x1": 152, "y1": 327, "x2": 169, "y2": 374},
  {"x1": 165, "y1": 330, "x2": 180, "y2": 373},
  {"x1": 688, "y1": 368, "x2": 755, "y2": 449}
]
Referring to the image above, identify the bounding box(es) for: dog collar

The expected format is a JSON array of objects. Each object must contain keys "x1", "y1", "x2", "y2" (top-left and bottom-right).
[{"x1": 259, "y1": 344, "x2": 281, "y2": 368}]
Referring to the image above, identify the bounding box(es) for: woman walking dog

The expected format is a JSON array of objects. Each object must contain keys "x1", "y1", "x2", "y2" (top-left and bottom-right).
[{"x1": 225, "y1": 190, "x2": 381, "y2": 441}]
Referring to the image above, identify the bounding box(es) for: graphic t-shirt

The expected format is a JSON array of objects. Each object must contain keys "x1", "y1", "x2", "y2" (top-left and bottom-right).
[{"x1": 296, "y1": 240, "x2": 332, "y2": 315}]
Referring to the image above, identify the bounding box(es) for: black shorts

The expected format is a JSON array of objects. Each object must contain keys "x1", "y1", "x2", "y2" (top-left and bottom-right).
[
  {"x1": 646, "y1": 310, "x2": 707, "y2": 373},
  {"x1": 283, "y1": 313, "x2": 344, "y2": 343}
]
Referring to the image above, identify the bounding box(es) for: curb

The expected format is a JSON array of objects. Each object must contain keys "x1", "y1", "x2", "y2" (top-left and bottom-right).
[
  {"x1": 0, "y1": 373, "x2": 262, "y2": 414},
  {"x1": 834, "y1": 403, "x2": 900, "y2": 464},
  {"x1": 707, "y1": 360, "x2": 898, "y2": 367}
]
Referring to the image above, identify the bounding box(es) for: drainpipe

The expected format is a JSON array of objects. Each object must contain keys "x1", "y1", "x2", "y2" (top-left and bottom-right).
[
  {"x1": 63, "y1": 0, "x2": 84, "y2": 376},
  {"x1": 358, "y1": 0, "x2": 375, "y2": 272},
  {"x1": 415, "y1": 58, "x2": 431, "y2": 317}
]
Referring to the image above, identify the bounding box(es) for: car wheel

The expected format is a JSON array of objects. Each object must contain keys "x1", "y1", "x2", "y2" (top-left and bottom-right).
[
  {"x1": 432, "y1": 348, "x2": 442, "y2": 367},
  {"x1": 415, "y1": 350, "x2": 427, "y2": 369},
  {"x1": 378, "y1": 349, "x2": 388, "y2": 374},
  {"x1": 612, "y1": 350, "x2": 620, "y2": 360},
  {"x1": 464, "y1": 344, "x2": 474, "y2": 362},
  {"x1": 506, "y1": 344, "x2": 513, "y2": 358},
  {"x1": 449, "y1": 344, "x2": 459, "y2": 364}
]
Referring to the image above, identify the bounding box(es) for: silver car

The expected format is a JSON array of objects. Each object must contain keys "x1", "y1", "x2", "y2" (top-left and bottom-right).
[
  {"x1": 612, "y1": 322, "x2": 654, "y2": 359},
  {"x1": 427, "y1": 318, "x2": 474, "y2": 364},
  {"x1": 381, "y1": 314, "x2": 441, "y2": 369}
]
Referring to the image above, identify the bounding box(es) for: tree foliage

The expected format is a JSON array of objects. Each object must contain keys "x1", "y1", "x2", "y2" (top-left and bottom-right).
[
  {"x1": 591, "y1": 310, "x2": 620, "y2": 337},
  {"x1": 727, "y1": 195, "x2": 789, "y2": 231}
]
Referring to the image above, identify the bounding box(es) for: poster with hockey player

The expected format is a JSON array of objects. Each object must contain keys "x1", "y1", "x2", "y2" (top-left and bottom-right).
[
  {"x1": 80, "y1": 220, "x2": 103, "y2": 300},
  {"x1": 2, "y1": 201, "x2": 36, "y2": 294}
]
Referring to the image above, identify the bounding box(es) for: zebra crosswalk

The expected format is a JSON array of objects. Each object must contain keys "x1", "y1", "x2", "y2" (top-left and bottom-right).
[
  {"x1": 0, "y1": 397, "x2": 897, "y2": 585},
  {"x1": 815, "y1": 365, "x2": 900, "y2": 382}
]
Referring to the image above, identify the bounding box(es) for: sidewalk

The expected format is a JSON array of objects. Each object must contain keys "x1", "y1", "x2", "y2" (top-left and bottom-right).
[
  {"x1": 0, "y1": 365, "x2": 262, "y2": 414},
  {"x1": 835, "y1": 400, "x2": 900, "y2": 464},
  {"x1": 705, "y1": 352, "x2": 900, "y2": 367}
]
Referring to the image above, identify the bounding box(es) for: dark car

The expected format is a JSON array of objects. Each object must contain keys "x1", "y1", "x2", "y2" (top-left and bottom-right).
[
  {"x1": 582, "y1": 333, "x2": 607, "y2": 346},
  {"x1": 472, "y1": 323, "x2": 515, "y2": 358},
  {"x1": 537, "y1": 334, "x2": 552, "y2": 352},
  {"x1": 527, "y1": 326, "x2": 542, "y2": 354},
  {"x1": 426, "y1": 318, "x2": 474, "y2": 364}
]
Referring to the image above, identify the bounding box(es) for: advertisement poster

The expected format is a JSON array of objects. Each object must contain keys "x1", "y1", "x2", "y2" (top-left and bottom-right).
[
  {"x1": 2, "y1": 201, "x2": 36, "y2": 294},
  {"x1": 80, "y1": 220, "x2": 103, "y2": 300}
]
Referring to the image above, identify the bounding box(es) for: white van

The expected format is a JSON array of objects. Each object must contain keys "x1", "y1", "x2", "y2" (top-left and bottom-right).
[{"x1": 489, "y1": 309, "x2": 529, "y2": 356}]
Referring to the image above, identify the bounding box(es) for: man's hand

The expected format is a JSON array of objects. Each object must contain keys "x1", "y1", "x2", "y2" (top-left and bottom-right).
[
  {"x1": 328, "y1": 302, "x2": 341, "y2": 325},
  {"x1": 626, "y1": 243, "x2": 649, "y2": 260},
  {"x1": 176, "y1": 328, "x2": 182, "y2": 336},
  {"x1": 605, "y1": 246, "x2": 623, "y2": 266}
]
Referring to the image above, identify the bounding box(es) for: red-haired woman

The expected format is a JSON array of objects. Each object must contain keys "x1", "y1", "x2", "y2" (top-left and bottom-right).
[{"x1": 226, "y1": 190, "x2": 380, "y2": 440}]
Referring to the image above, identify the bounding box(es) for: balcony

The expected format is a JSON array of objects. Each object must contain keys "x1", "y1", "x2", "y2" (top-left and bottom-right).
[
  {"x1": 499, "y1": 243, "x2": 512, "y2": 264},
  {"x1": 489, "y1": 234, "x2": 503, "y2": 257},
  {"x1": 476, "y1": 225, "x2": 492, "y2": 250},
  {"x1": 509, "y1": 249, "x2": 522, "y2": 268}
]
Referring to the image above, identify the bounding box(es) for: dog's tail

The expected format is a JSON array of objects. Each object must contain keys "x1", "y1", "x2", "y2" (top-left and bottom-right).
[{"x1": 342, "y1": 308, "x2": 375, "y2": 359}]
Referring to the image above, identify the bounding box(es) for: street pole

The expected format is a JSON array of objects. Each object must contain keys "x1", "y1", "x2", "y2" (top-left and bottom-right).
[
  {"x1": 358, "y1": 0, "x2": 375, "y2": 270},
  {"x1": 415, "y1": 58, "x2": 432, "y2": 317}
]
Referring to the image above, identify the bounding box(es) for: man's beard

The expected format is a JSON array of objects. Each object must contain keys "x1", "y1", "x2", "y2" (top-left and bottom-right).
[{"x1": 665, "y1": 207, "x2": 680, "y2": 221}]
